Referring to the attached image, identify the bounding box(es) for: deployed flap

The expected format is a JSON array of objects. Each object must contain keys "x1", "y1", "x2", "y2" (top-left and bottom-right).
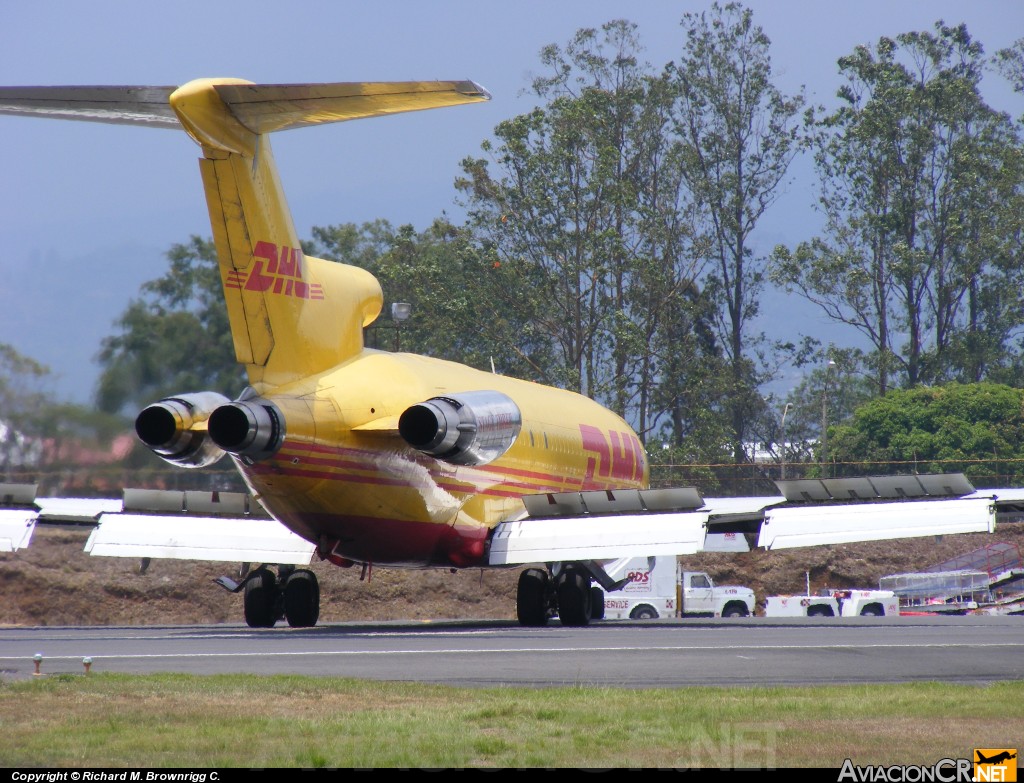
[
  {"x1": 757, "y1": 497, "x2": 995, "y2": 550},
  {"x1": 489, "y1": 512, "x2": 709, "y2": 565},
  {"x1": 86, "y1": 513, "x2": 315, "y2": 564},
  {"x1": 0, "y1": 510, "x2": 36, "y2": 552}
]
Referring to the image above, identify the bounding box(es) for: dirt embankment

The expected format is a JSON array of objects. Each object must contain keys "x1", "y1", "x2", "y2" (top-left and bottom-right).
[{"x1": 3, "y1": 523, "x2": 1022, "y2": 626}]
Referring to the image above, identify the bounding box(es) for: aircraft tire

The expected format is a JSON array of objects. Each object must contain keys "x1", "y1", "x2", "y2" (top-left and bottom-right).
[
  {"x1": 517, "y1": 568, "x2": 549, "y2": 627},
  {"x1": 556, "y1": 568, "x2": 591, "y2": 627},
  {"x1": 284, "y1": 568, "x2": 320, "y2": 628},
  {"x1": 590, "y1": 586, "x2": 605, "y2": 620},
  {"x1": 243, "y1": 567, "x2": 279, "y2": 628}
]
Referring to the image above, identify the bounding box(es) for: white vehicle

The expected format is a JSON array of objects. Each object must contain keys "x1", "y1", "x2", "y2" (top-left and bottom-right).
[
  {"x1": 764, "y1": 589, "x2": 899, "y2": 617},
  {"x1": 830, "y1": 589, "x2": 901, "y2": 617},
  {"x1": 596, "y1": 556, "x2": 755, "y2": 620}
]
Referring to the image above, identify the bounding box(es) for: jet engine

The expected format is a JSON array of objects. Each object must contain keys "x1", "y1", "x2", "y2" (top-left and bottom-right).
[
  {"x1": 398, "y1": 390, "x2": 522, "y2": 466},
  {"x1": 207, "y1": 395, "x2": 285, "y2": 462},
  {"x1": 134, "y1": 391, "x2": 230, "y2": 468}
]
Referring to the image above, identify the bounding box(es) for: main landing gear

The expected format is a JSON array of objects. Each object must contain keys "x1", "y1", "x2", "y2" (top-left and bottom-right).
[
  {"x1": 236, "y1": 565, "x2": 321, "y2": 628},
  {"x1": 516, "y1": 562, "x2": 619, "y2": 627}
]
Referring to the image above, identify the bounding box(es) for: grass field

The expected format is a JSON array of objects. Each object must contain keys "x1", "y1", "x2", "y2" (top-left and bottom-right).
[{"x1": 1, "y1": 674, "x2": 1021, "y2": 769}]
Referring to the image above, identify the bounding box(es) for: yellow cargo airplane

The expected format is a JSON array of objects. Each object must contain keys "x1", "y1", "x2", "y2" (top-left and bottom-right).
[{"x1": 0, "y1": 79, "x2": 1002, "y2": 628}]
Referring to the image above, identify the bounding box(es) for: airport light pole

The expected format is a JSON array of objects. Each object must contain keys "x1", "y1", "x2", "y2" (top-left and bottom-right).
[
  {"x1": 820, "y1": 359, "x2": 836, "y2": 477},
  {"x1": 780, "y1": 402, "x2": 793, "y2": 480}
]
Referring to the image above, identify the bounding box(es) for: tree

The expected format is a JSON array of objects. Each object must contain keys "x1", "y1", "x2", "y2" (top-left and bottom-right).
[
  {"x1": 666, "y1": 1, "x2": 806, "y2": 463},
  {"x1": 457, "y1": 19, "x2": 719, "y2": 446},
  {"x1": 0, "y1": 343, "x2": 128, "y2": 489},
  {"x1": 308, "y1": 219, "x2": 553, "y2": 380},
  {"x1": 828, "y1": 382, "x2": 1024, "y2": 486},
  {"x1": 772, "y1": 23, "x2": 1024, "y2": 394},
  {"x1": 95, "y1": 236, "x2": 242, "y2": 415},
  {"x1": 0, "y1": 343, "x2": 52, "y2": 477}
]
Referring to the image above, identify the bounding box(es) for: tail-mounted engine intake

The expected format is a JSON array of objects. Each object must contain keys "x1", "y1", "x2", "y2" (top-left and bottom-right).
[
  {"x1": 398, "y1": 390, "x2": 522, "y2": 466},
  {"x1": 134, "y1": 391, "x2": 231, "y2": 468},
  {"x1": 207, "y1": 396, "x2": 285, "y2": 462}
]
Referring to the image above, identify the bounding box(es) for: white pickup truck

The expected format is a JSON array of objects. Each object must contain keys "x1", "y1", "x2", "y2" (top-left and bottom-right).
[
  {"x1": 596, "y1": 556, "x2": 755, "y2": 620},
  {"x1": 765, "y1": 589, "x2": 900, "y2": 617}
]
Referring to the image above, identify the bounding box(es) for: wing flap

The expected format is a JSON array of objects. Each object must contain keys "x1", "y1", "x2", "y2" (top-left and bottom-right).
[
  {"x1": 85, "y1": 513, "x2": 315, "y2": 564},
  {"x1": 758, "y1": 497, "x2": 995, "y2": 549},
  {"x1": 0, "y1": 509, "x2": 36, "y2": 552},
  {"x1": 488, "y1": 512, "x2": 709, "y2": 565}
]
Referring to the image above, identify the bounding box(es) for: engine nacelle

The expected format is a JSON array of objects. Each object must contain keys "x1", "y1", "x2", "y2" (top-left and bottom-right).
[
  {"x1": 134, "y1": 391, "x2": 230, "y2": 468},
  {"x1": 208, "y1": 397, "x2": 285, "y2": 462},
  {"x1": 398, "y1": 390, "x2": 522, "y2": 466}
]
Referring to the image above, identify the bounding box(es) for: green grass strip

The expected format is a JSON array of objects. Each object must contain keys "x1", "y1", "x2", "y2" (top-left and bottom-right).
[{"x1": 1, "y1": 674, "x2": 1021, "y2": 768}]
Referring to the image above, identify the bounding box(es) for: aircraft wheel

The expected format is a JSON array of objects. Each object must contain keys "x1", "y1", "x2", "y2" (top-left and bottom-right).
[
  {"x1": 556, "y1": 567, "x2": 591, "y2": 627},
  {"x1": 243, "y1": 567, "x2": 279, "y2": 628},
  {"x1": 629, "y1": 604, "x2": 658, "y2": 620},
  {"x1": 590, "y1": 586, "x2": 605, "y2": 620},
  {"x1": 284, "y1": 568, "x2": 320, "y2": 628},
  {"x1": 516, "y1": 568, "x2": 549, "y2": 627}
]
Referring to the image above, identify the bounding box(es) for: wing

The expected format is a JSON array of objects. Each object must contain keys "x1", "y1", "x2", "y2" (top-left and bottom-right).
[
  {"x1": 488, "y1": 474, "x2": 1004, "y2": 565},
  {"x1": 1, "y1": 484, "x2": 314, "y2": 565},
  {"x1": 4, "y1": 473, "x2": 1014, "y2": 568}
]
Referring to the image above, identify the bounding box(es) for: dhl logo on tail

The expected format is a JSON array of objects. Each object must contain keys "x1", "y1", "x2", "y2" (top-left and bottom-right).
[{"x1": 226, "y1": 241, "x2": 324, "y2": 300}]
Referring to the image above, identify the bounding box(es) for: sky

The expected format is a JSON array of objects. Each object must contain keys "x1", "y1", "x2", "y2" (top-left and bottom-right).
[{"x1": 1, "y1": 0, "x2": 1022, "y2": 406}]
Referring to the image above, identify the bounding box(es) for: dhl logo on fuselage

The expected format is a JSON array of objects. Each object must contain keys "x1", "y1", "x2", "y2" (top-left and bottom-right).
[
  {"x1": 225, "y1": 240, "x2": 324, "y2": 300},
  {"x1": 580, "y1": 424, "x2": 646, "y2": 484}
]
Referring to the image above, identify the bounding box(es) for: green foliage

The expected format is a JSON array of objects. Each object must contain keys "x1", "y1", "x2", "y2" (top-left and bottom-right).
[
  {"x1": 95, "y1": 236, "x2": 243, "y2": 415},
  {"x1": 0, "y1": 343, "x2": 129, "y2": 489},
  {"x1": 772, "y1": 23, "x2": 1024, "y2": 394},
  {"x1": 0, "y1": 342, "x2": 51, "y2": 428},
  {"x1": 829, "y1": 382, "x2": 1024, "y2": 484},
  {"x1": 454, "y1": 10, "x2": 807, "y2": 459},
  {"x1": 308, "y1": 219, "x2": 553, "y2": 380},
  {"x1": 666, "y1": 2, "x2": 807, "y2": 462}
]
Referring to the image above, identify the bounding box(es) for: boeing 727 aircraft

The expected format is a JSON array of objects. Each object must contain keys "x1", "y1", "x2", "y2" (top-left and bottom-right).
[{"x1": 0, "y1": 78, "x2": 1003, "y2": 628}]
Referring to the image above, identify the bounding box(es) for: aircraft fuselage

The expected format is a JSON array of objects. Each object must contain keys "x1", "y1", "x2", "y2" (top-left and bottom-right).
[{"x1": 237, "y1": 349, "x2": 648, "y2": 568}]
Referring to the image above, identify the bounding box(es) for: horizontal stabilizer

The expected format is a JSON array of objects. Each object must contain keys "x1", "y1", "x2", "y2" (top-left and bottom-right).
[
  {"x1": 757, "y1": 497, "x2": 995, "y2": 549},
  {"x1": 0, "y1": 80, "x2": 490, "y2": 133},
  {"x1": 0, "y1": 86, "x2": 178, "y2": 126},
  {"x1": 86, "y1": 513, "x2": 315, "y2": 564},
  {"x1": 215, "y1": 80, "x2": 491, "y2": 134}
]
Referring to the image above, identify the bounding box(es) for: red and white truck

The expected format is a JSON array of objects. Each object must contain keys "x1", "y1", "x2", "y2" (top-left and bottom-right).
[{"x1": 596, "y1": 556, "x2": 755, "y2": 620}]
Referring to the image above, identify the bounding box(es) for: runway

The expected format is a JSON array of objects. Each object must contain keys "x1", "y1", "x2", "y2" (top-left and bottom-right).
[{"x1": 2, "y1": 615, "x2": 1021, "y2": 687}]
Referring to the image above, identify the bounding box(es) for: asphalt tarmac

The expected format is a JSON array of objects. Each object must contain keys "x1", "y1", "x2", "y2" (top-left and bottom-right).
[{"x1": 2, "y1": 615, "x2": 1021, "y2": 686}]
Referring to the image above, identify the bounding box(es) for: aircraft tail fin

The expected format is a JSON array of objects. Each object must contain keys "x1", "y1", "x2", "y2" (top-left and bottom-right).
[{"x1": 0, "y1": 79, "x2": 490, "y2": 388}]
